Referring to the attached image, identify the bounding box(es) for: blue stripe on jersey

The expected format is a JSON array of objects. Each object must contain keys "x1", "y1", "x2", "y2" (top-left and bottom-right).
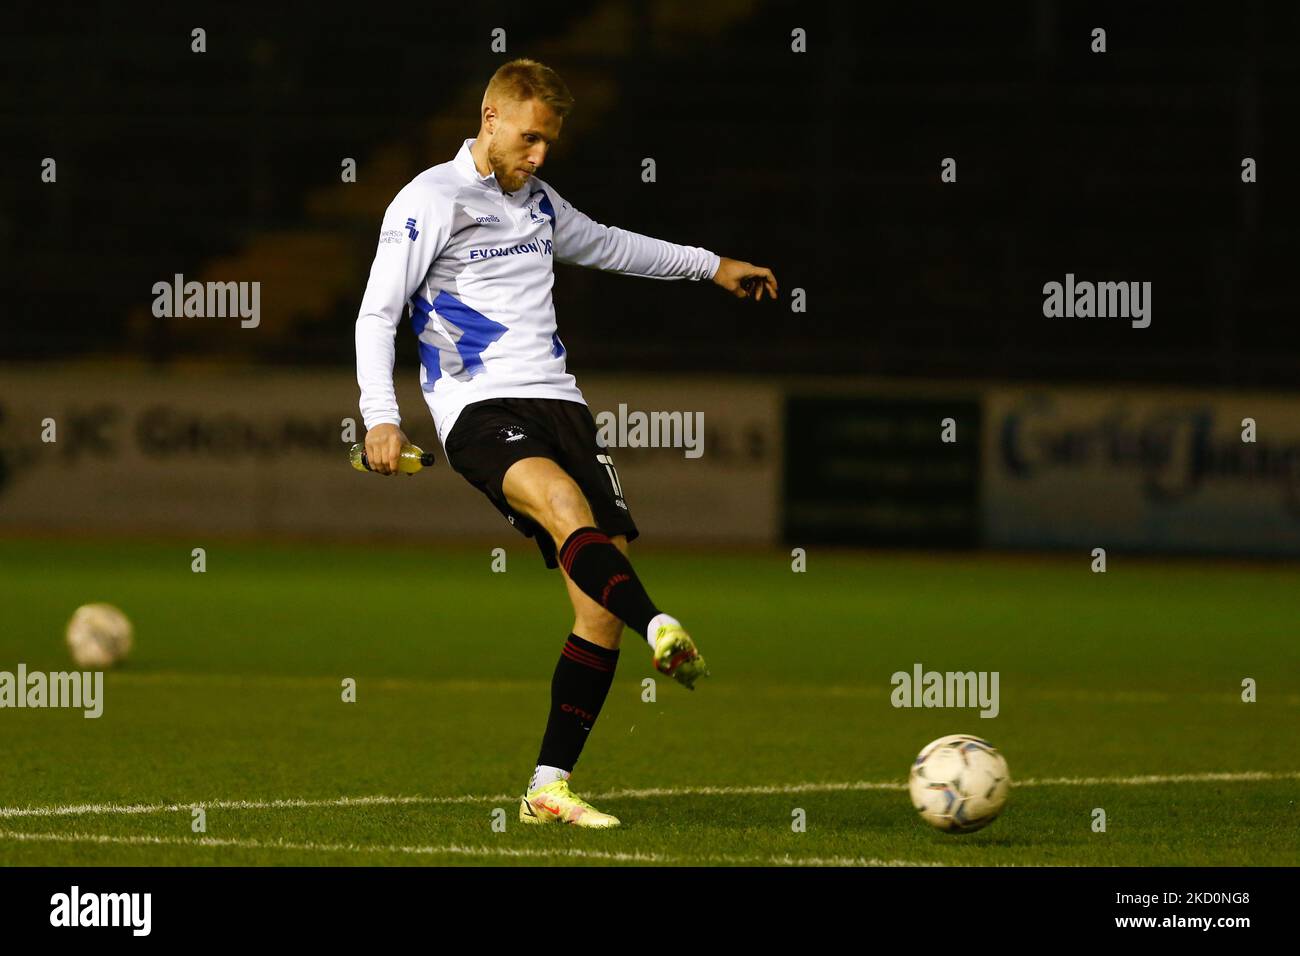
[
  {"x1": 409, "y1": 306, "x2": 442, "y2": 391},
  {"x1": 538, "y1": 191, "x2": 556, "y2": 224},
  {"x1": 412, "y1": 291, "x2": 509, "y2": 378},
  {"x1": 551, "y1": 332, "x2": 565, "y2": 358}
]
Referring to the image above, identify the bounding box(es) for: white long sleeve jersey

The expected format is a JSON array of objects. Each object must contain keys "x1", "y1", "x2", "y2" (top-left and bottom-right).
[{"x1": 355, "y1": 137, "x2": 722, "y2": 446}]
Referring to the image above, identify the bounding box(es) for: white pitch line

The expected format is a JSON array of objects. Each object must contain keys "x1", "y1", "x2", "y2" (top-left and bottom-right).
[
  {"x1": 0, "y1": 793, "x2": 496, "y2": 820},
  {"x1": 0, "y1": 770, "x2": 1295, "y2": 821},
  {"x1": 579, "y1": 770, "x2": 1300, "y2": 800},
  {"x1": 0, "y1": 830, "x2": 943, "y2": 867},
  {"x1": 0, "y1": 830, "x2": 671, "y2": 863},
  {"x1": 100, "y1": 672, "x2": 1300, "y2": 705},
  {"x1": 1017, "y1": 770, "x2": 1300, "y2": 787}
]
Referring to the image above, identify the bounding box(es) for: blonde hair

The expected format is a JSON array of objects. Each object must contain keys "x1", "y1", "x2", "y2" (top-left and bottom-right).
[{"x1": 483, "y1": 58, "x2": 575, "y2": 119}]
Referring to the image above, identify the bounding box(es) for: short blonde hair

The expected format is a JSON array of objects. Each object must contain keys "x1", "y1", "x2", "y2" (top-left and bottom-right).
[{"x1": 483, "y1": 58, "x2": 575, "y2": 119}]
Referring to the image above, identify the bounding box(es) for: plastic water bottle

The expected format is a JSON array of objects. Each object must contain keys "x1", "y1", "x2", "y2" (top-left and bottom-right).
[{"x1": 348, "y1": 442, "x2": 435, "y2": 475}]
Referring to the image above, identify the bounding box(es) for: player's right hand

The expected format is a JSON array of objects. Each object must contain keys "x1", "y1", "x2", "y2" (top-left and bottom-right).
[{"x1": 364, "y1": 423, "x2": 409, "y2": 475}]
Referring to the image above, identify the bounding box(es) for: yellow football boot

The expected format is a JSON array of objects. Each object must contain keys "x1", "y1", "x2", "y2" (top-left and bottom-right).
[
  {"x1": 651, "y1": 622, "x2": 709, "y2": 690},
  {"x1": 519, "y1": 779, "x2": 621, "y2": 828}
]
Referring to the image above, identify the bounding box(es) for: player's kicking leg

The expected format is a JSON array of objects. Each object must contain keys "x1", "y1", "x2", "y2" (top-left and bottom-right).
[
  {"x1": 504, "y1": 456, "x2": 708, "y2": 690},
  {"x1": 506, "y1": 456, "x2": 707, "y2": 828}
]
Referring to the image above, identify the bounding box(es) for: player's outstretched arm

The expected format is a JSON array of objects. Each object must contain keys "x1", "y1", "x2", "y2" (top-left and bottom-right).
[{"x1": 711, "y1": 256, "x2": 778, "y2": 301}]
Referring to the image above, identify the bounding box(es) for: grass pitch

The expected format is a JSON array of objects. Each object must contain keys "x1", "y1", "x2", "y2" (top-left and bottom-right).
[{"x1": 0, "y1": 538, "x2": 1296, "y2": 866}]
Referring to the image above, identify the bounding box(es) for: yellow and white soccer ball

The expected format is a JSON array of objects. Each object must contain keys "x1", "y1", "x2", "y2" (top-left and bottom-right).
[
  {"x1": 65, "y1": 603, "x2": 134, "y2": 668},
  {"x1": 909, "y1": 733, "x2": 1011, "y2": 833}
]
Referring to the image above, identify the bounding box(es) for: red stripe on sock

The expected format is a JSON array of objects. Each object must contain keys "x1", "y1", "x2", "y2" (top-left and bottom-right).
[
  {"x1": 564, "y1": 640, "x2": 615, "y2": 665},
  {"x1": 562, "y1": 654, "x2": 612, "y2": 674},
  {"x1": 559, "y1": 530, "x2": 610, "y2": 575},
  {"x1": 562, "y1": 531, "x2": 607, "y2": 564},
  {"x1": 562, "y1": 645, "x2": 614, "y2": 671}
]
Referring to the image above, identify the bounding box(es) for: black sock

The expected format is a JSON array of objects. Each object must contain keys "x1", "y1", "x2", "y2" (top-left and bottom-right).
[
  {"x1": 558, "y1": 527, "x2": 661, "y2": 636},
  {"x1": 536, "y1": 634, "x2": 620, "y2": 774}
]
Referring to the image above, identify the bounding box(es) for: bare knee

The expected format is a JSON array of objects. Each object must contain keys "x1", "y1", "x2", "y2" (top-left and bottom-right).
[
  {"x1": 576, "y1": 607, "x2": 624, "y2": 649},
  {"x1": 542, "y1": 478, "x2": 593, "y2": 542},
  {"x1": 502, "y1": 458, "x2": 595, "y2": 546}
]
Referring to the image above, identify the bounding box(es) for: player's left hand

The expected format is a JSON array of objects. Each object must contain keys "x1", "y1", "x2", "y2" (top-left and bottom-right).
[{"x1": 712, "y1": 257, "x2": 778, "y2": 301}]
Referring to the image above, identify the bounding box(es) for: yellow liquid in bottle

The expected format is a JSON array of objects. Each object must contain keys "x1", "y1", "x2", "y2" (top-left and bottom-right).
[{"x1": 349, "y1": 443, "x2": 435, "y2": 474}]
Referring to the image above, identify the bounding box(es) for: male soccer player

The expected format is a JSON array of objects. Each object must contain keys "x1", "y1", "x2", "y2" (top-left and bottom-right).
[{"x1": 354, "y1": 58, "x2": 777, "y2": 828}]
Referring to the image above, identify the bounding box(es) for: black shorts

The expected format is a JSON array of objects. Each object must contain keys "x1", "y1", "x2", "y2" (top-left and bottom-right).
[{"x1": 442, "y1": 397, "x2": 639, "y2": 569}]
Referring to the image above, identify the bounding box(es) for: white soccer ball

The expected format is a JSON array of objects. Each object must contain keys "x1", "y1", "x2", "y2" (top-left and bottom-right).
[
  {"x1": 909, "y1": 733, "x2": 1011, "y2": 833},
  {"x1": 66, "y1": 603, "x2": 133, "y2": 668}
]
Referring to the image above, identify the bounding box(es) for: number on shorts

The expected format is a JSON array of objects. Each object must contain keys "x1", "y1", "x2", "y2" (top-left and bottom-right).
[{"x1": 596, "y1": 453, "x2": 624, "y2": 500}]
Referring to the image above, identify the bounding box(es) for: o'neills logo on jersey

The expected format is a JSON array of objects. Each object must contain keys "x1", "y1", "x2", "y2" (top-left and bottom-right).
[{"x1": 468, "y1": 238, "x2": 553, "y2": 261}]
